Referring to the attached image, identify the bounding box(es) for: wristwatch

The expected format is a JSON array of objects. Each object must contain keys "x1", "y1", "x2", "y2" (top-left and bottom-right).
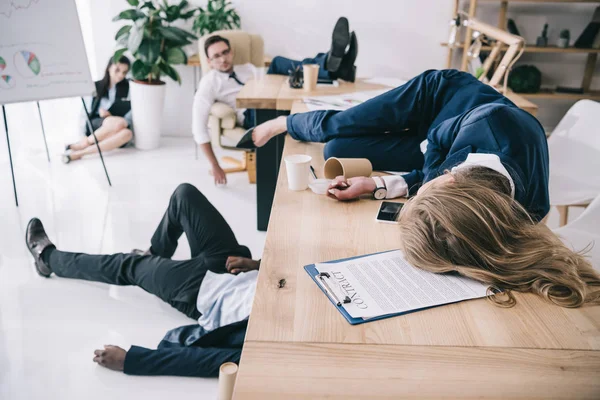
[{"x1": 372, "y1": 177, "x2": 387, "y2": 200}]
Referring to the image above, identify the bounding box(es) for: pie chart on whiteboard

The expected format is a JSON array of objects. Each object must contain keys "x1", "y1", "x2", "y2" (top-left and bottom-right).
[
  {"x1": 0, "y1": 75, "x2": 15, "y2": 89},
  {"x1": 0, "y1": 56, "x2": 6, "y2": 73},
  {"x1": 14, "y1": 50, "x2": 41, "y2": 78}
]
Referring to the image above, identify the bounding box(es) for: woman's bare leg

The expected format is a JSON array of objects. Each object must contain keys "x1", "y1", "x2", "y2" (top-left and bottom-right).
[
  {"x1": 68, "y1": 128, "x2": 132, "y2": 161},
  {"x1": 68, "y1": 117, "x2": 128, "y2": 150}
]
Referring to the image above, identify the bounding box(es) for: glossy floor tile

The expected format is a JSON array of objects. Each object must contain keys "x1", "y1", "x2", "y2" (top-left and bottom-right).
[{"x1": 0, "y1": 126, "x2": 265, "y2": 399}]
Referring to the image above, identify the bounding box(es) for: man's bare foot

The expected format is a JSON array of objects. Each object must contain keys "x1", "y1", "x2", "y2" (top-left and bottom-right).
[
  {"x1": 93, "y1": 345, "x2": 126, "y2": 371},
  {"x1": 252, "y1": 116, "x2": 288, "y2": 147}
]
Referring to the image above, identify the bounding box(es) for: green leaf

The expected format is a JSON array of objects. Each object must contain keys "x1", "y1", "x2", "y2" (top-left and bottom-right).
[
  {"x1": 126, "y1": 0, "x2": 139, "y2": 6},
  {"x1": 140, "y1": 1, "x2": 156, "y2": 9},
  {"x1": 113, "y1": 9, "x2": 145, "y2": 22},
  {"x1": 168, "y1": 25, "x2": 197, "y2": 39},
  {"x1": 128, "y1": 23, "x2": 144, "y2": 53},
  {"x1": 165, "y1": 5, "x2": 180, "y2": 22},
  {"x1": 159, "y1": 62, "x2": 180, "y2": 84},
  {"x1": 112, "y1": 48, "x2": 128, "y2": 64},
  {"x1": 156, "y1": 26, "x2": 192, "y2": 44},
  {"x1": 131, "y1": 59, "x2": 152, "y2": 81},
  {"x1": 165, "y1": 47, "x2": 187, "y2": 65},
  {"x1": 180, "y1": 9, "x2": 196, "y2": 19},
  {"x1": 137, "y1": 39, "x2": 161, "y2": 64},
  {"x1": 115, "y1": 25, "x2": 132, "y2": 41}
]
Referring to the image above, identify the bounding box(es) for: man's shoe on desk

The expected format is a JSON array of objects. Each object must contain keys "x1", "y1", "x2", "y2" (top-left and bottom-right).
[
  {"x1": 25, "y1": 218, "x2": 54, "y2": 277},
  {"x1": 335, "y1": 31, "x2": 358, "y2": 82},
  {"x1": 326, "y1": 17, "x2": 350, "y2": 73}
]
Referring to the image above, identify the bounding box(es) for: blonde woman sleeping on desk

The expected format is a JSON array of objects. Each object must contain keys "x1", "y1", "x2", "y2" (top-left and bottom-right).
[{"x1": 252, "y1": 69, "x2": 600, "y2": 308}]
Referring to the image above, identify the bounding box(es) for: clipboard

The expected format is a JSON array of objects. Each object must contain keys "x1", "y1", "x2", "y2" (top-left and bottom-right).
[{"x1": 304, "y1": 250, "x2": 414, "y2": 325}]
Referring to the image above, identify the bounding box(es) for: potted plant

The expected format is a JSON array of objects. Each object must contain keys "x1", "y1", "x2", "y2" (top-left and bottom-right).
[
  {"x1": 113, "y1": 0, "x2": 197, "y2": 150},
  {"x1": 558, "y1": 29, "x2": 570, "y2": 48},
  {"x1": 191, "y1": 0, "x2": 241, "y2": 36}
]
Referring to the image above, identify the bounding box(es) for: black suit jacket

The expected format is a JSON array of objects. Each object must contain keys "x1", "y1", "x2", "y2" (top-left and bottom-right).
[{"x1": 89, "y1": 79, "x2": 129, "y2": 118}]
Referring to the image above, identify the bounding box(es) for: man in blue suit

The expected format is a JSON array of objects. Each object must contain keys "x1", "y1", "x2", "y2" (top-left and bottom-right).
[
  {"x1": 252, "y1": 69, "x2": 550, "y2": 222},
  {"x1": 25, "y1": 184, "x2": 259, "y2": 377}
]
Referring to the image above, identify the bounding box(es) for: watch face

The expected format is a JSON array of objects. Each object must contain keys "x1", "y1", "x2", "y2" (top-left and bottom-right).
[{"x1": 374, "y1": 188, "x2": 387, "y2": 200}]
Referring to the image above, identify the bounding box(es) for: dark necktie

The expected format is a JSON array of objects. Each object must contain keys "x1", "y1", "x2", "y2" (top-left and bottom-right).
[{"x1": 229, "y1": 71, "x2": 245, "y2": 86}]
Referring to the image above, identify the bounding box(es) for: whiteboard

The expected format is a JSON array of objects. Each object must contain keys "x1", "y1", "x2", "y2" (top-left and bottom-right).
[{"x1": 0, "y1": 0, "x2": 95, "y2": 105}]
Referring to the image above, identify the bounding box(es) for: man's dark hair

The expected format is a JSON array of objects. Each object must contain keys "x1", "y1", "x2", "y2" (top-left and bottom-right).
[{"x1": 204, "y1": 35, "x2": 231, "y2": 57}]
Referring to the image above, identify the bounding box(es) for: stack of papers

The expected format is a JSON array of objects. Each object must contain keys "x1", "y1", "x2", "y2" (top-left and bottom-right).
[{"x1": 303, "y1": 89, "x2": 390, "y2": 111}]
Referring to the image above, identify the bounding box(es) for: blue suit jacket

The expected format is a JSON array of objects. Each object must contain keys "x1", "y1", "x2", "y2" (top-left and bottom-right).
[{"x1": 123, "y1": 320, "x2": 247, "y2": 377}]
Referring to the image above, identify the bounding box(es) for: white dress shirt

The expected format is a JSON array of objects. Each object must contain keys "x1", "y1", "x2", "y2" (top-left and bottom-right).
[
  {"x1": 192, "y1": 63, "x2": 263, "y2": 145},
  {"x1": 196, "y1": 270, "x2": 258, "y2": 331},
  {"x1": 380, "y1": 153, "x2": 516, "y2": 199},
  {"x1": 98, "y1": 85, "x2": 117, "y2": 113}
]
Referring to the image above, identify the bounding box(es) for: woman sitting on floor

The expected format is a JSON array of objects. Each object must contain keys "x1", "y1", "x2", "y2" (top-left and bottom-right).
[{"x1": 63, "y1": 55, "x2": 133, "y2": 163}]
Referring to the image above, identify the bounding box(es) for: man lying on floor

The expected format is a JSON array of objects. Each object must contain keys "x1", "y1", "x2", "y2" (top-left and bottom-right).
[{"x1": 25, "y1": 183, "x2": 259, "y2": 377}]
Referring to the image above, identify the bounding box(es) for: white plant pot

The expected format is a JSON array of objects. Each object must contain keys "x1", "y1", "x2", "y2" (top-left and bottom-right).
[{"x1": 130, "y1": 80, "x2": 166, "y2": 150}]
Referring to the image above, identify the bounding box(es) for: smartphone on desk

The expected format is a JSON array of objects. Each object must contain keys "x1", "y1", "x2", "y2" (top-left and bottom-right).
[{"x1": 376, "y1": 201, "x2": 403, "y2": 224}]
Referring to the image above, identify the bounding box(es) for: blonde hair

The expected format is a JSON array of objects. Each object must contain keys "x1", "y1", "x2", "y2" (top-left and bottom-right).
[{"x1": 398, "y1": 168, "x2": 600, "y2": 308}]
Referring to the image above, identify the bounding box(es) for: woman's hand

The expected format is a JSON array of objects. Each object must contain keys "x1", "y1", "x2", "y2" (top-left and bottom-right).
[
  {"x1": 210, "y1": 164, "x2": 228, "y2": 185},
  {"x1": 226, "y1": 257, "x2": 260, "y2": 274},
  {"x1": 252, "y1": 116, "x2": 288, "y2": 147},
  {"x1": 99, "y1": 108, "x2": 111, "y2": 118},
  {"x1": 327, "y1": 176, "x2": 377, "y2": 201}
]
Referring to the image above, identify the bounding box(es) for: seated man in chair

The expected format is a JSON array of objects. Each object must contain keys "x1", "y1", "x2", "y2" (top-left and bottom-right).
[{"x1": 193, "y1": 17, "x2": 358, "y2": 184}]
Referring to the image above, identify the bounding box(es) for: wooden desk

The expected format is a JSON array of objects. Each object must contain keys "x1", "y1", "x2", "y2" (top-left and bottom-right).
[{"x1": 233, "y1": 134, "x2": 600, "y2": 399}]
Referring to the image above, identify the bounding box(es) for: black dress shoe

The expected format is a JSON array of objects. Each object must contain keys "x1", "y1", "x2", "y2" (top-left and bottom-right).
[
  {"x1": 25, "y1": 218, "x2": 54, "y2": 277},
  {"x1": 336, "y1": 31, "x2": 358, "y2": 82},
  {"x1": 325, "y1": 17, "x2": 350, "y2": 73}
]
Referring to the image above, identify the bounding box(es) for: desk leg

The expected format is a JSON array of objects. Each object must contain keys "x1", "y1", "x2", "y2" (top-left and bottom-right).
[{"x1": 255, "y1": 109, "x2": 287, "y2": 232}]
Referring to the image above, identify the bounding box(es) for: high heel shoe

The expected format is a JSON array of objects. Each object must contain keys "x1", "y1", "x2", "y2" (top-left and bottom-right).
[{"x1": 61, "y1": 154, "x2": 71, "y2": 164}]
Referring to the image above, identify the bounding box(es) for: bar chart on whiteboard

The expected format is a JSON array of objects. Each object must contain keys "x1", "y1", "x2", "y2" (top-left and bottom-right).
[{"x1": 0, "y1": 0, "x2": 95, "y2": 104}]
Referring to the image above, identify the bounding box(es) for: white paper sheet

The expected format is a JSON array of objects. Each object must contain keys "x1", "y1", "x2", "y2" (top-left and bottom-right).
[
  {"x1": 303, "y1": 89, "x2": 390, "y2": 111},
  {"x1": 315, "y1": 250, "x2": 489, "y2": 319}
]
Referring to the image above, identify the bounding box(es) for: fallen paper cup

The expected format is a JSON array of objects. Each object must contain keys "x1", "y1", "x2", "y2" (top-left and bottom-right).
[{"x1": 323, "y1": 157, "x2": 373, "y2": 179}]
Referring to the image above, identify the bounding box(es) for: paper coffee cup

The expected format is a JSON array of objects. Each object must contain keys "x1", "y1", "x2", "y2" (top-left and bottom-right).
[
  {"x1": 218, "y1": 362, "x2": 239, "y2": 400},
  {"x1": 323, "y1": 157, "x2": 373, "y2": 179},
  {"x1": 303, "y1": 64, "x2": 319, "y2": 92},
  {"x1": 285, "y1": 154, "x2": 312, "y2": 191}
]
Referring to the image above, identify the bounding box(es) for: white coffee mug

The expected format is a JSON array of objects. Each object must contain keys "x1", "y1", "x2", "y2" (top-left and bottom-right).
[{"x1": 284, "y1": 154, "x2": 312, "y2": 191}]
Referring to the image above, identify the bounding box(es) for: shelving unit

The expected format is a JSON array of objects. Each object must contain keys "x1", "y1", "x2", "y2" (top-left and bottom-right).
[{"x1": 445, "y1": 0, "x2": 600, "y2": 102}]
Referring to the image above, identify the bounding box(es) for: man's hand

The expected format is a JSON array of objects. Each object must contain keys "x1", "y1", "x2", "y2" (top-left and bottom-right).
[
  {"x1": 210, "y1": 164, "x2": 227, "y2": 185},
  {"x1": 99, "y1": 108, "x2": 111, "y2": 118},
  {"x1": 93, "y1": 345, "x2": 126, "y2": 371},
  {"x1": 252, "y1": 116, "x2": 287, "y2": 147},
  {"x1": 327, "y1": 176, "x2": 377, "y2": 201},
  {"x1": 226, "y1": 257, "x2": 260, "y2": 274}
]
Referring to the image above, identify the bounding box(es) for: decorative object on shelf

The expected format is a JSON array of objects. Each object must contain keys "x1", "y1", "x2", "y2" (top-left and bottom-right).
[
  {"x1": 288, "y1": 65, "x2": 303, "y2": 89},
  {"x1": 536, "y1": 24, "x2": 548, "y2": 47},
  {"x1": 448, "y1": 16, "x2": 461, "y2": 48},
  {"x1": 575, "y1": 6, "x2": 600, "y2": 48},
  {"x1": 113, "y1": 0, "x2": 197, "y2": 150},
  {"x1": 508, "y1": 65, "x2": 542, "y2": 94},
  {"x1": 558, "y1": 30, "x2": 571, "y2": 48},
  {"x1": 507, "y1": 19, "x2": 520, "y2": 36},
  {"x1": 450, "y1": 12, "x2": 525, "y2": 92},
  {"x1": 192, "y1": 0, "x2": 241, "y2": 37}
]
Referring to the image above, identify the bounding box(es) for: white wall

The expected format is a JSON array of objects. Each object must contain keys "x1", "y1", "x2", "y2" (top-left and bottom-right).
[{"x1": 82, "y1": 0, "x2": 600, "y2": 135}]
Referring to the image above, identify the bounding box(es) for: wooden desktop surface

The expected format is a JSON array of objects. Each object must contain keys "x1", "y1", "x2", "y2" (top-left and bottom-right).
[
  {"x1": 233, "y1": 132, "x2": 600, "y2": 399},
  {"x1": 236, "y1": 76, "x2": 538, "y2": 116}
]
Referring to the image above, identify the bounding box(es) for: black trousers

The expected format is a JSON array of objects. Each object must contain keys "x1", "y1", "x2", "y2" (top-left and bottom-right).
[{"x1": 48, "y1": 183, "x2": 251, "y2": 319}]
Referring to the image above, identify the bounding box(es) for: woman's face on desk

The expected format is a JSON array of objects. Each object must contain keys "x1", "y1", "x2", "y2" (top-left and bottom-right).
[{"x1": 109, "y1": 62, "x2": 129, "y2": 85}]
